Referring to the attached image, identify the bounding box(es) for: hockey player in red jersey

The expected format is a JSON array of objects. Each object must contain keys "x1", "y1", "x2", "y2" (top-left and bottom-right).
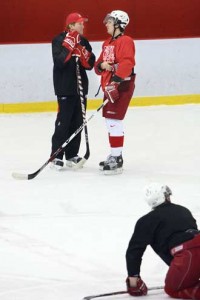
[
  {"x1": 126, "y1": 183, "x2": 200, "y2": 299},
  {"x1": 95, "y1": 10, "x2": 136, "y2": 175}
]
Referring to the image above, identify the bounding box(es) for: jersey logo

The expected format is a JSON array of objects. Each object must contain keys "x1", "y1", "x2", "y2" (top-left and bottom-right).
[
  {"x1": 103, "y1": 45, "x2": 115, "y2": 63},
  {"x1": 106, "y1": 111, "x2": 116, "y2": 115}
]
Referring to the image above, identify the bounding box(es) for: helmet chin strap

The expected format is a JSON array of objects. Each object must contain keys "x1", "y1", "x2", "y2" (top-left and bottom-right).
[
  {"x1": 112, "y1": 27, "x2": 117, "y2": 39},
  {"x1": 110, "y1": 24, "x2": 121, "y2": 43}
]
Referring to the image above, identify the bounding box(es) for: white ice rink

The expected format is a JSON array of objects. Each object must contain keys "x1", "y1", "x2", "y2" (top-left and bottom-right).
[{"x1": 0, "y1": 104, "x2": 200, "y2": 300}]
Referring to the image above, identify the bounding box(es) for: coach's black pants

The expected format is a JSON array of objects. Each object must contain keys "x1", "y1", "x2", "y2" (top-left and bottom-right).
[{"x1": 51, "y1": 95, "x2": 85, "y2": 160}]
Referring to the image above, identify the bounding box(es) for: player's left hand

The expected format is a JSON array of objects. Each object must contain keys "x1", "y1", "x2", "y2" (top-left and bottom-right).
[
  {"x1": 126, "y1": 277, "x2": 148, "y2": 296},
  {"x1": 105, "y1": 82, "x2": 120, "y2": 103},
  {"x1": 101, "y1": 62, "x2": 114, "y2": 71}
]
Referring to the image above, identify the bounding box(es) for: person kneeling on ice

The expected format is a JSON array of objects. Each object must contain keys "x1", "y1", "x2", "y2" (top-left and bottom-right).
[
  {"x1": 94, "y1": 10, "x2": 136, "y2": 175},
  {"x1": 126, "y1": 182, "x2": 200, "y2": 299}
]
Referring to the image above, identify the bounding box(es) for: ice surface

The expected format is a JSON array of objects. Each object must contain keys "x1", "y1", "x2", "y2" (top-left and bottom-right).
[{"x1": 0, "y1": 104, "x2": 200, "y2": 299}]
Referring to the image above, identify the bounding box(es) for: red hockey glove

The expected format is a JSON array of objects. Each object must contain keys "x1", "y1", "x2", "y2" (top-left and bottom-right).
[
  {"x1": 71, "y1": 47, "x2": 81, "y2": 57},
  {"x1": 72, "y1": 45, "x2": 91, "y2": 63},
  {"x1": 62, "y1": 31, "x2": 81, "y2": 51},
  {"x1": 126, "y1": 277, "x2": 148, "y2": 296},
  {"x1": 79, "y1": 45, "x2": 91, "y2": 61},
  {"x1": 105, "y1": 82, "x2": 120, "y2": 103},
  {"x1": 78, "y1": 45, "x2": 91, "y2": 68}
]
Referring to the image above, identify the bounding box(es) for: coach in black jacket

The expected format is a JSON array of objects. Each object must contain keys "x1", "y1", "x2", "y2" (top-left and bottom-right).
[
  {"x1": 51, "y1": 12, "x2": 95, "y2": 170},
  {"x1": 125, "y1": 183, "x2": 200, "y2": 300}
]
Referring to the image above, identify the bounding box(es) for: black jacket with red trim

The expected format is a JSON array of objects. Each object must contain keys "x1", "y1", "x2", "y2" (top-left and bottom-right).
[{"x1": 52, "y1": 32, "x2": 95, "y2": 96}]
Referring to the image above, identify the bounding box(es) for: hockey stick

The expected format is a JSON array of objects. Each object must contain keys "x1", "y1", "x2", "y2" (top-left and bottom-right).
[
  {"x1": 12, "y1": 99, "x2": 109, "y2": 180},
  {"x1": 83, "y1": 286, "x2": 164, "y2": 300},
  {"x1": 74, "y1": 57, "x2": 90, "y2": 169}
]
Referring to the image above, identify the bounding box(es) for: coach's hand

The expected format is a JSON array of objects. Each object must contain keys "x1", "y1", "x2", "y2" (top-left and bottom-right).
[{"x1": 62, "y1": 31, "x2": 81, "y2": 51}]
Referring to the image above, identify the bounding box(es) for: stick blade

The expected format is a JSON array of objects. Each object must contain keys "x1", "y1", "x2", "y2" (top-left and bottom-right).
[{"x1": 12, "y1": 172, "x2": 29, "y2": 180}]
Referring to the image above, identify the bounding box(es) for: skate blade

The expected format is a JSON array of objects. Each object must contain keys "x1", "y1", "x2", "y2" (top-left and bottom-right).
[{"x1": 103, "y1": 167, "x2": 123, "y2": 175}]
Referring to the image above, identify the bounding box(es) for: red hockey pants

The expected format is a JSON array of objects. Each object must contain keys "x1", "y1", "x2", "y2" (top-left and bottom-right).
[
  {"x1": 165, "y1": 234, "x2": 200, "y2": 299},
  {"x1": 103, "y1": 75, "x2": 136, "y2": 120}
]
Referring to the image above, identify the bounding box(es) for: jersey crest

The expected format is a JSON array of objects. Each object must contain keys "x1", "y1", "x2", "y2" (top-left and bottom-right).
[{"x1": 103, "y1": 45, "x2": 115, "y2": 63}]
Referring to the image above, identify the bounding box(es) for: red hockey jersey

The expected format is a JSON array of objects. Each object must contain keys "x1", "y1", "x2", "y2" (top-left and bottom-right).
[{"x1": 95, "y1": 35, "x2": 135, "y2": 90}]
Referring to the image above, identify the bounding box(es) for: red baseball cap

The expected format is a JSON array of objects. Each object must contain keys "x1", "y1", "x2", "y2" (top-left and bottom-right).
[{"x1": 65, "y1": 13, "x2": 88, "y2": 26}]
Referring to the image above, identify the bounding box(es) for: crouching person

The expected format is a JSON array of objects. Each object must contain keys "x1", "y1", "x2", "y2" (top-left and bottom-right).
[{"x1": 126, "y1": 182, "x2": 200, "y2": 299}]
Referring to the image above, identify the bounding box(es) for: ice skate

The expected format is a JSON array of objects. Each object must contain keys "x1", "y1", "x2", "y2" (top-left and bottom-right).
[
  {"x1": 102, "y1": 155, "x2": 123, "y2": 175},
  {"x1": 50, "y1": 158, "x2": 64, "y2": 171},
  {"x1": 99, "y1": 155, "x2": 112, "y2": 171},
  {"x1": 65, "y1": 155, "x2": 83, "y2": 169}
]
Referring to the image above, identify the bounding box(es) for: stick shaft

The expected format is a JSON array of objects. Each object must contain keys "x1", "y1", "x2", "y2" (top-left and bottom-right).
[
  {"x1": 83, "y1": 286, "x2": 164, "y2": 300},
  {"x1": 12, "y1": 100, "x2": 109, "y2": 180}
]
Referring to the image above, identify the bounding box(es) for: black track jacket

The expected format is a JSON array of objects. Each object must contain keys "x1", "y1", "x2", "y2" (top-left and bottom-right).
[
  {"x1": 52, "y1": 32, "x2": 95, "y2": 96},
  {"x1": 126, "y1": 202, "x2": 198, "y2": 276}
]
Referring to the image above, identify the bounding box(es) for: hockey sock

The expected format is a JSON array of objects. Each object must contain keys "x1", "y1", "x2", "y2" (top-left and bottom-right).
[{"x1": 105, "y1": 118, "x2": 124, "y2": 157}]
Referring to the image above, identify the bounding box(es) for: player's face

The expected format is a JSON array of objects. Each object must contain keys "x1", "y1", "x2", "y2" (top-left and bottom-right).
[
  {"x1": 71, "y1": 22, "x2": 84, "y2": 34},
  {"x1": 105, "y1": 19, "x2": 115, "y2": 35}
]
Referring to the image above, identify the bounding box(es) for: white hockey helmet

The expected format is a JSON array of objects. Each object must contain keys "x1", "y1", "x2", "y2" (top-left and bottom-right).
[
  {"x1": 103, "y1": 10, "x2": 129, "y2": 30},
  {"x1": 144, "y1": 182, "x2": 172, "y2": 209}
]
